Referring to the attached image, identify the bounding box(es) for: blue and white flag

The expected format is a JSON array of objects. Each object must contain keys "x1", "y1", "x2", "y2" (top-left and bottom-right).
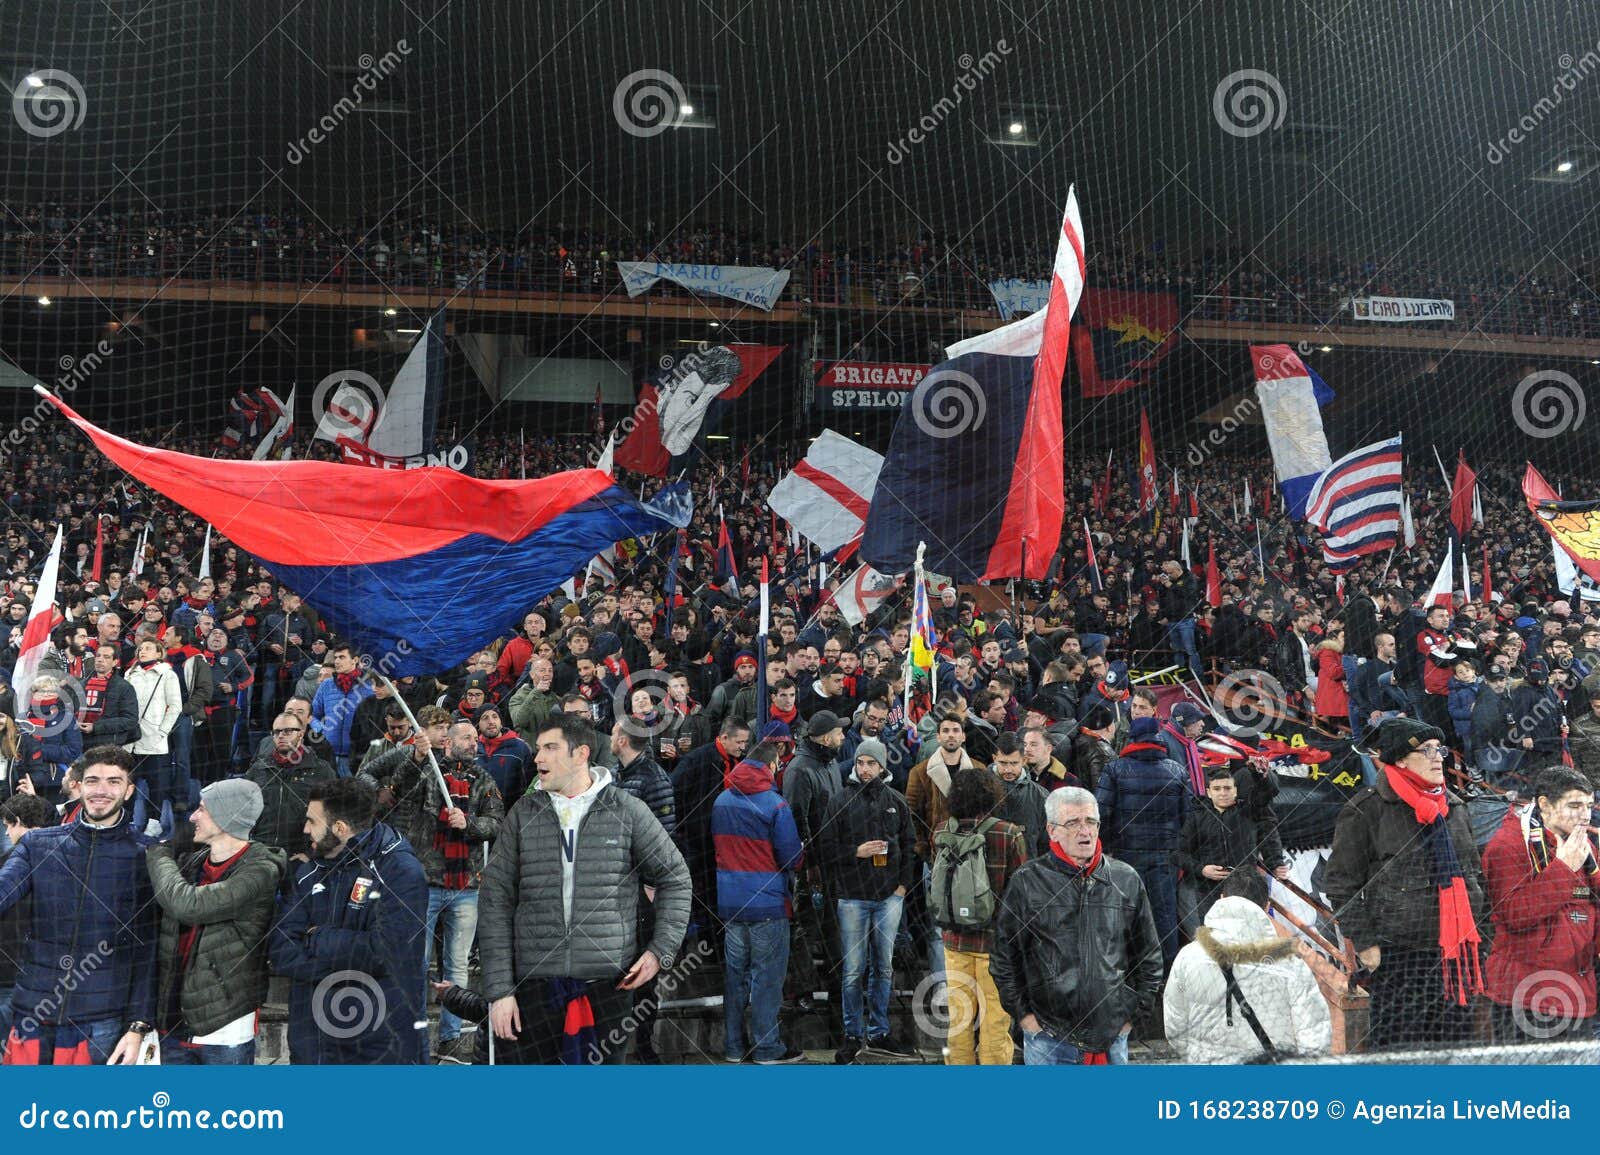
[
  {"x1": 1305, "y1": 435, "x2": 1404, "y2": 572},
  {"x1": 1251, "y1": 343, "x2": 1334, "y2": 519},
  {"x1": 617, "y1": 261, "x2": 792, "y2": 311}
]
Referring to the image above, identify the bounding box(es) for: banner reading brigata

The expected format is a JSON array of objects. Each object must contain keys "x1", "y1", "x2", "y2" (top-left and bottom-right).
[
  {"x1": 1348, "y1": 294, "x2": 1455, "y2": 322},
  {"x1": 813, "y1": 361, "x2": 932, "y2": 410}
]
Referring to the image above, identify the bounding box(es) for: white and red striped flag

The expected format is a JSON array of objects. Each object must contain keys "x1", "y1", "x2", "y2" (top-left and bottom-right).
[
  {"x1": 768, "y1": 429, "x2": 883, "y2": 555},
  {"x1": 13, "y1": 526, "x2": 62, "y2": 717}
]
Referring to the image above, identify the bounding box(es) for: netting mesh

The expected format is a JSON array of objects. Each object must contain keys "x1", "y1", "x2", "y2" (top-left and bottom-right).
[{"x1": 0, "y1": 0, "x2": 1597, "y2": 1065}]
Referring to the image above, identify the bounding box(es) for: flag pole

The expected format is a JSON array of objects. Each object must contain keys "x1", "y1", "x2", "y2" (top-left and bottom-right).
[
  {"x1": 373, "y1": 672, "x2": 455, "y2": 812},
  {"x1": 756, "y1": 558, "x2": 770, "y2": 730}
]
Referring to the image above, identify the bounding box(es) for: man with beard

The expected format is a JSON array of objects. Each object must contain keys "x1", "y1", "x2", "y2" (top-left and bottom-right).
[
  {"x1": 0, "y1": 746, "x2": 158, "y2": 1064},
  {"x1": 671, "y1": 718, "x2": 752, "y2": 959},
  {"x1": 246, "y1": 712, "x2": 337, "y2": 859},
  {"x1": 271, "y1": 778, "x2": 429, "y2": 1064},
  {"x1": 477, "y1": 706, "x2": 532, "y2": 804}
]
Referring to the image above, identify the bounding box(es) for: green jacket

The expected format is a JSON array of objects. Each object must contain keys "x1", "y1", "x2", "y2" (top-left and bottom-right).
[
  {"x1": 507, "y1": 683, "x2": 559, "y2": 735},
  {"x1": 148, "y1": 841, "x2": 288, "y2": 1039}
]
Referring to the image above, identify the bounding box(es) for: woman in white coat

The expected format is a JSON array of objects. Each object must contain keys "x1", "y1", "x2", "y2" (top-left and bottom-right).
[
  {"x1": 123, "y1": 637, "x2": 183, "y2": 808},
  {"x1": 1163, "y1": 875, "x2": 1332, "y2": 1063}
]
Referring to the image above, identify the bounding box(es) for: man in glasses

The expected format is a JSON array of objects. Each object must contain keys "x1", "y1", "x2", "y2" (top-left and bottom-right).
[
  {"x1": 990, "y1": 786, "x2": 1161, "y2": 1065},
  {"x1": 1482, "y1": 766, "x2": 1600, "y2": 1043},
  {"x1": 245, "y1": 711, "x2": 337, "y2": 859},
  {"x1": 1325, "y1": 718, "x2": 1487, "y2": 1051}
]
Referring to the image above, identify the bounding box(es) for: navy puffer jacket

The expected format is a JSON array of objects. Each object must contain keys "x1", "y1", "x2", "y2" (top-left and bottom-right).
[
  {"x1": 1094, "y1": 742, "x2": 1193, "y2": 854},
  {"x1": 0, "y1": 815, "x2": 158, "y2": 1026}
]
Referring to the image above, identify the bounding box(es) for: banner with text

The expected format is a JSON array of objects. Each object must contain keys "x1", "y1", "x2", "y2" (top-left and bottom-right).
[
  {"x1": 813, "y1": 361, "x2": 933, "y2": 411},
  {"x1": 987, "y1": 277, "x2": 1052, "y2": 321},
  {"x1": 617, "y1": 261, "x2": 792, "y2": 311},
  {"x1": 1348, "y1": 295, "x2": 1455, "y2": 322}
]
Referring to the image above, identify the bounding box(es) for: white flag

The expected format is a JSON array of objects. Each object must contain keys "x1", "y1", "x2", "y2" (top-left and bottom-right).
[
  {"x1": 768, "y1": 430, "x2": 884, "y2": 554},
  {"x1": 14, "y1": 526, "x2": 62, "y2": 717},
  {"x1": 198, "y1": 524, "x2": 212, "y2": 581},
  {"x1": 832, "y1": 564, "x2": 900, "y2": 627}
]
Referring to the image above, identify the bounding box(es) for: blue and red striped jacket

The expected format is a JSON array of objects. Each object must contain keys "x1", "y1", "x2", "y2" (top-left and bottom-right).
[{"x1": 712, "y1": 759, "x2": 803, "y2": 923}]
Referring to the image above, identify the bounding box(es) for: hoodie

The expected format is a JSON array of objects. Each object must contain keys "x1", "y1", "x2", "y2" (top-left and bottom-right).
[
  {"x1": 711, "y1": 759, "x2": 803, "y2": 923},
  {"x1": 1162, "y1": 897, "x2": 1332, "y2": 1063}
]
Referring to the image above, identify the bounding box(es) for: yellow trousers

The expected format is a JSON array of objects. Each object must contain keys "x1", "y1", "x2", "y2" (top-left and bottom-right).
[{"x1": 943, "y1": 947, "x2": 1013, "y2": 1065}]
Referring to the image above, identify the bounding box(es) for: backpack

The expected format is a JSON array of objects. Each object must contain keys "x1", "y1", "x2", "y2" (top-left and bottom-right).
[{"x1": 930, "y1": 817, "x2": 1000, "y2": 930}]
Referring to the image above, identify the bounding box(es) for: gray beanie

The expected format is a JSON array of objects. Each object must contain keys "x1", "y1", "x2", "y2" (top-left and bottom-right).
[
  {"x1": 853, "y1": 738, "x2": 889, "y2": 768},
  {"x1": 200, "y1": 779, "x2": 264, "y2": 839}
]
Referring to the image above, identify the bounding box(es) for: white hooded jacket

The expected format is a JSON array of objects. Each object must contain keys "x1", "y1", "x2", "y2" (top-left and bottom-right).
[{"x1": 1163, "y1": 896, "x2": 1332, "y2": 1063}]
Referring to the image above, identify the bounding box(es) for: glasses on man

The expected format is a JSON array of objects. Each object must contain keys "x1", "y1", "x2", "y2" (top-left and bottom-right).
[
  {"x1": 272, "y1": 726, "x2": 304, "y2": 736},
  {"x1": 1416, "y1": 743, "x2": 1448, "y2": 759},
  {"x1": 1049, "y1": 817, "x2": 1101, "y2": 832}
]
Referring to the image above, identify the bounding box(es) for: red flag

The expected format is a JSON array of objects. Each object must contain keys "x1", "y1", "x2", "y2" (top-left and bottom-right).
[
  {"x1": 1169, "y1": 468, "x2": 1180, "y2": 515},
  {"x1": 1137, "y1": 409, "x2": 1156, "y2": 513},
  {"x1": 91, "y1": 517, "x2": 104, "y2": 582},
  {"x1": 1100, "y1": 449, "x2": 1114, "y2": 507},
  {"x1": 1261, "y1": 483, "x2": 1273, "y2": 519},
  {"x1": 614, "y1": 383, "x2": 670, "y2": 477},
  {"x1": 1481, "y1": 543, "x2": 1492, "y2": 604},
  {"x1": 741, "y1": 450, "x2": 750, "y2": 490},
  {"x1": 1205, "y1": 539, "x2": 1221, "y2": 608},
  {"x1": 1188, "y1": 489, "x2": 1199, "y2": 519},
  {"x1": 1449, "y1": 451, "x2": 1477, "y2": 540},
  {"x1": 14, "y1": 527, "x2": 62, "y2": 715}
]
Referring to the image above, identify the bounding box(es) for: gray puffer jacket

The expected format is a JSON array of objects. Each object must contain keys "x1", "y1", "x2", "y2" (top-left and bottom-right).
[
  {"x1": 147, "y1": 841, "x2": 289, "y2": 1038},
  {"x1": 479, "y1": 769, "x2": 691, "y2": 994}
]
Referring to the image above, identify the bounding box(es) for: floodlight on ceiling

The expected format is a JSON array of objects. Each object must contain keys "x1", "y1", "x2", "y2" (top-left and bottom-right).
[
  {"x1": 1007, "y1": 121, "x2": 1024, "y2": 135},
  {"x1": 1533, "y1": 148, "x2": 1600, "y2": 182},
  {"x1": 383, "y1": 307, "x2": 397, "y2": 316},
  {"x1": 36, "y1": 296, "x2": 50, "y2": 306},
  {"x1": 24, "y1": 74, "x2": 43, "y2": 88},
  {"x1": 1558, "y1": 160, "x2": 1576, "y2": 173}
]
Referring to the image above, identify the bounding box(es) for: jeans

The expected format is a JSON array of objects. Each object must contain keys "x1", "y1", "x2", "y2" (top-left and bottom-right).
[
  {"x1": 1343, "y1": 656, "x2": 1363, "y2": 734},
  {"x1": 160, "y1": 1037, "x2": 256, "y2": 1065},
  {"x1": 334, "y1": 753, "x2": 351, "y2": 777},
  {"x1": 837, "y1": 894, "x2": 903, "y2": 1042},
  {"x1": 723, "y1": 918, "x2": 791, "y2": 1061},
  {"x1": 1022, "y1": 1026, "x2": 1130, "y2": 1065},
  {"x1": 257, "y1": 663, "x2": 282, "y2": 726},
  {"x1": 918, "y1": 863, "x2": 945, "y2": 977},
  {"x1": 1121, "y1": 849, "x2": 1179, "y2": 969},
  {"x1": 1166, "y1": 618, "x2": 1201, "y2": 679},
  {"x1": 8, "y1": 1017, "x2": 125, "y2": 1064},
  {"x1": 425, "y1": 887, "x2": 479, "y2": 1041},
  {"x1": 943, "y1": 947, "x2": 1012, "y2": 1065}
]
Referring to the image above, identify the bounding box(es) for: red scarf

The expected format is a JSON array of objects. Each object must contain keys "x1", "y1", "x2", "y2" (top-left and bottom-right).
[
  {"x1": 81, "y1": 674, "x2": 109, "y2": 723},
  {"x1": 770, "y1": 704, "x2": 798, "y2": 726},
  {"x1": 1381, "y1": 763, "x2": 1483, "y2": 1003},
  {"x1": 1048, "y1": 836, "x2": 1103, "y2": 877},
  {"x1": 434, "y1": 770, "x2": 474, "y2": 889},
  {"x1": 334, "y1": 670, "x2": 362, "y2": 694}
]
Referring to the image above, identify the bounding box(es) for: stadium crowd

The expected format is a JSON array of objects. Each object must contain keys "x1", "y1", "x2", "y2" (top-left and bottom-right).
[
  {"x1": 0, "y1": 423, "x2": 1597, "y2": 1065},
  {"x1": 1, "y1": 204, "x2": 1595, "y2": 338}
]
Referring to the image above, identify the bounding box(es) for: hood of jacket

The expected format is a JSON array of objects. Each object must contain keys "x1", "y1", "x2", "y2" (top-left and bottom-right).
[
  {"x1": 727, "y1": 761, "x2": 775, "y2": 795},
  {"x1": 1117, "y1": 740, "x2": 1172, "y2": 763},
  {"x1": 1195, "y1": 897, "x2": 1295, "y2": 966}
]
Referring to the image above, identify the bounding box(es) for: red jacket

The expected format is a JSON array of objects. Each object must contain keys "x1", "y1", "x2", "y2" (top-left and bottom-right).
[
  {"x1": 1313, "y1": 646, "x2": 1348, "y2": 718},
  {"x1": 1482, "y1": 808, "x2": 1600, "y2": 1016},
  {"x1": 1418, "y1": 628, "x2": 1453, "y2": 696}
]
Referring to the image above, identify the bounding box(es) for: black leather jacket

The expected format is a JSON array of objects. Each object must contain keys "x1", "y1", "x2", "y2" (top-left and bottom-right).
[{"x1": 990, "y1": 850, "x2": 1164, "y2": 1051}]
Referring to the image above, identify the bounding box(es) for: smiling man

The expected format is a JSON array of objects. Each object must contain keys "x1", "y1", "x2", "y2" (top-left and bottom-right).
[
  {"x1": 479, "y1": 714, "x2": 691, "y2": 1064},
  {"x1": 0, "y1": 746, "x2": 159, "y2": 1064}
]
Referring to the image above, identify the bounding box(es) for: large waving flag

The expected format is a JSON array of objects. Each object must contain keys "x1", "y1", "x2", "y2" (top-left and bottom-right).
[
  {"x1": 1251, "y1": 344, "x2": 1334, "y2": 519},
  {"x1": 832, "y1": 563, "x2": 900, "y2": 627},
  {"x1": 318, "y1": 310, "x2": 446, "y2": 467},
  {"x1": 1072, "y1": 287, "x2": 1177, "y2": 397},
  {"x1": 1137, "y1": 408, "x2": 1157, "y2": 513},
  {"x1": 1449, "y1": 451, "x2": 1477, "y2": 540},
  {"x1": 767, "y1": 430, "x2": 883, "y2": 555},
  {"x1": 615, "y1": 345, "x2": 784, "y2": 476},
  {"x1": 40, "y1": 389, "x2": 678, "y2": 675},
  {"x1": 862, "y1": 187, "x2": 1084, "y2": 580},
  {"x1": 1525, "y1": 463, "x2": 1600, "y2": 584},
  {"x1": 1305, "y1": 435, "x2": 1403, "y2": 571},
  {"x1": 13, "y1": 526, "x2": 62, "y2": 718}
]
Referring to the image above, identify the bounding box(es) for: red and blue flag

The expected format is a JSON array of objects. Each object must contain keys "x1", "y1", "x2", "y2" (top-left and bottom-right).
[
  {"x1": 861, "y1": 188, "x2": 1084, "y2": 581},
  {"x1": 41, "y1": 389, "x2": 682, "y2": 675}
]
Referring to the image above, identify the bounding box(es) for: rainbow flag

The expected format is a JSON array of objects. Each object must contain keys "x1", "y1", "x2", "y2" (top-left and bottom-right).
[{"x1": 910, "y1": 573, "x2": 937, "y2": 671}]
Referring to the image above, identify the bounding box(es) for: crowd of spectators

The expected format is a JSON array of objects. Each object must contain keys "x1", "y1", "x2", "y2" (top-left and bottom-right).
[
  {"x1": 0, "y1": 412, "x2": 1595, "y2": 1065},
  {"x1": 1, "y1": 204, "x2": 1595, "y2": 339}
]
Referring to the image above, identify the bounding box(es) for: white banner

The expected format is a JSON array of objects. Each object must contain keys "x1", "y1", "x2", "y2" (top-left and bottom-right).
[
  {"x1": 617, "y1": 261, "x2": 792, "y2": 311},
  {"x1": 1347, "y1": 295, "x2": 1455, "y2": 322},
  {"x1": 987, "y1": 277, "x2": 1051, "y2": 321}
]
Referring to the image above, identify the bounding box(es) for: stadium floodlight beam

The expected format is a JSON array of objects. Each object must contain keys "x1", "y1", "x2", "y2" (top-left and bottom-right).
[
  {"x1": 680, "y1": 103, "x2": 694, "y2": 115},
  {"x1": 1320, "y1": 345, "x2": 1333, "y2": 352},
  {"x1": 1007, "y1": 121, "x2": 1025, "y2": 135},
  {"x1": 36, "y1": 296, "x2": 50, "y2": 306},
  {"x1": 383, "y1": 307, "x2": 397, "y2": 316},
  {"x1": 1558, "y1": 160, "x2": 1576, "y2": 173}
]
